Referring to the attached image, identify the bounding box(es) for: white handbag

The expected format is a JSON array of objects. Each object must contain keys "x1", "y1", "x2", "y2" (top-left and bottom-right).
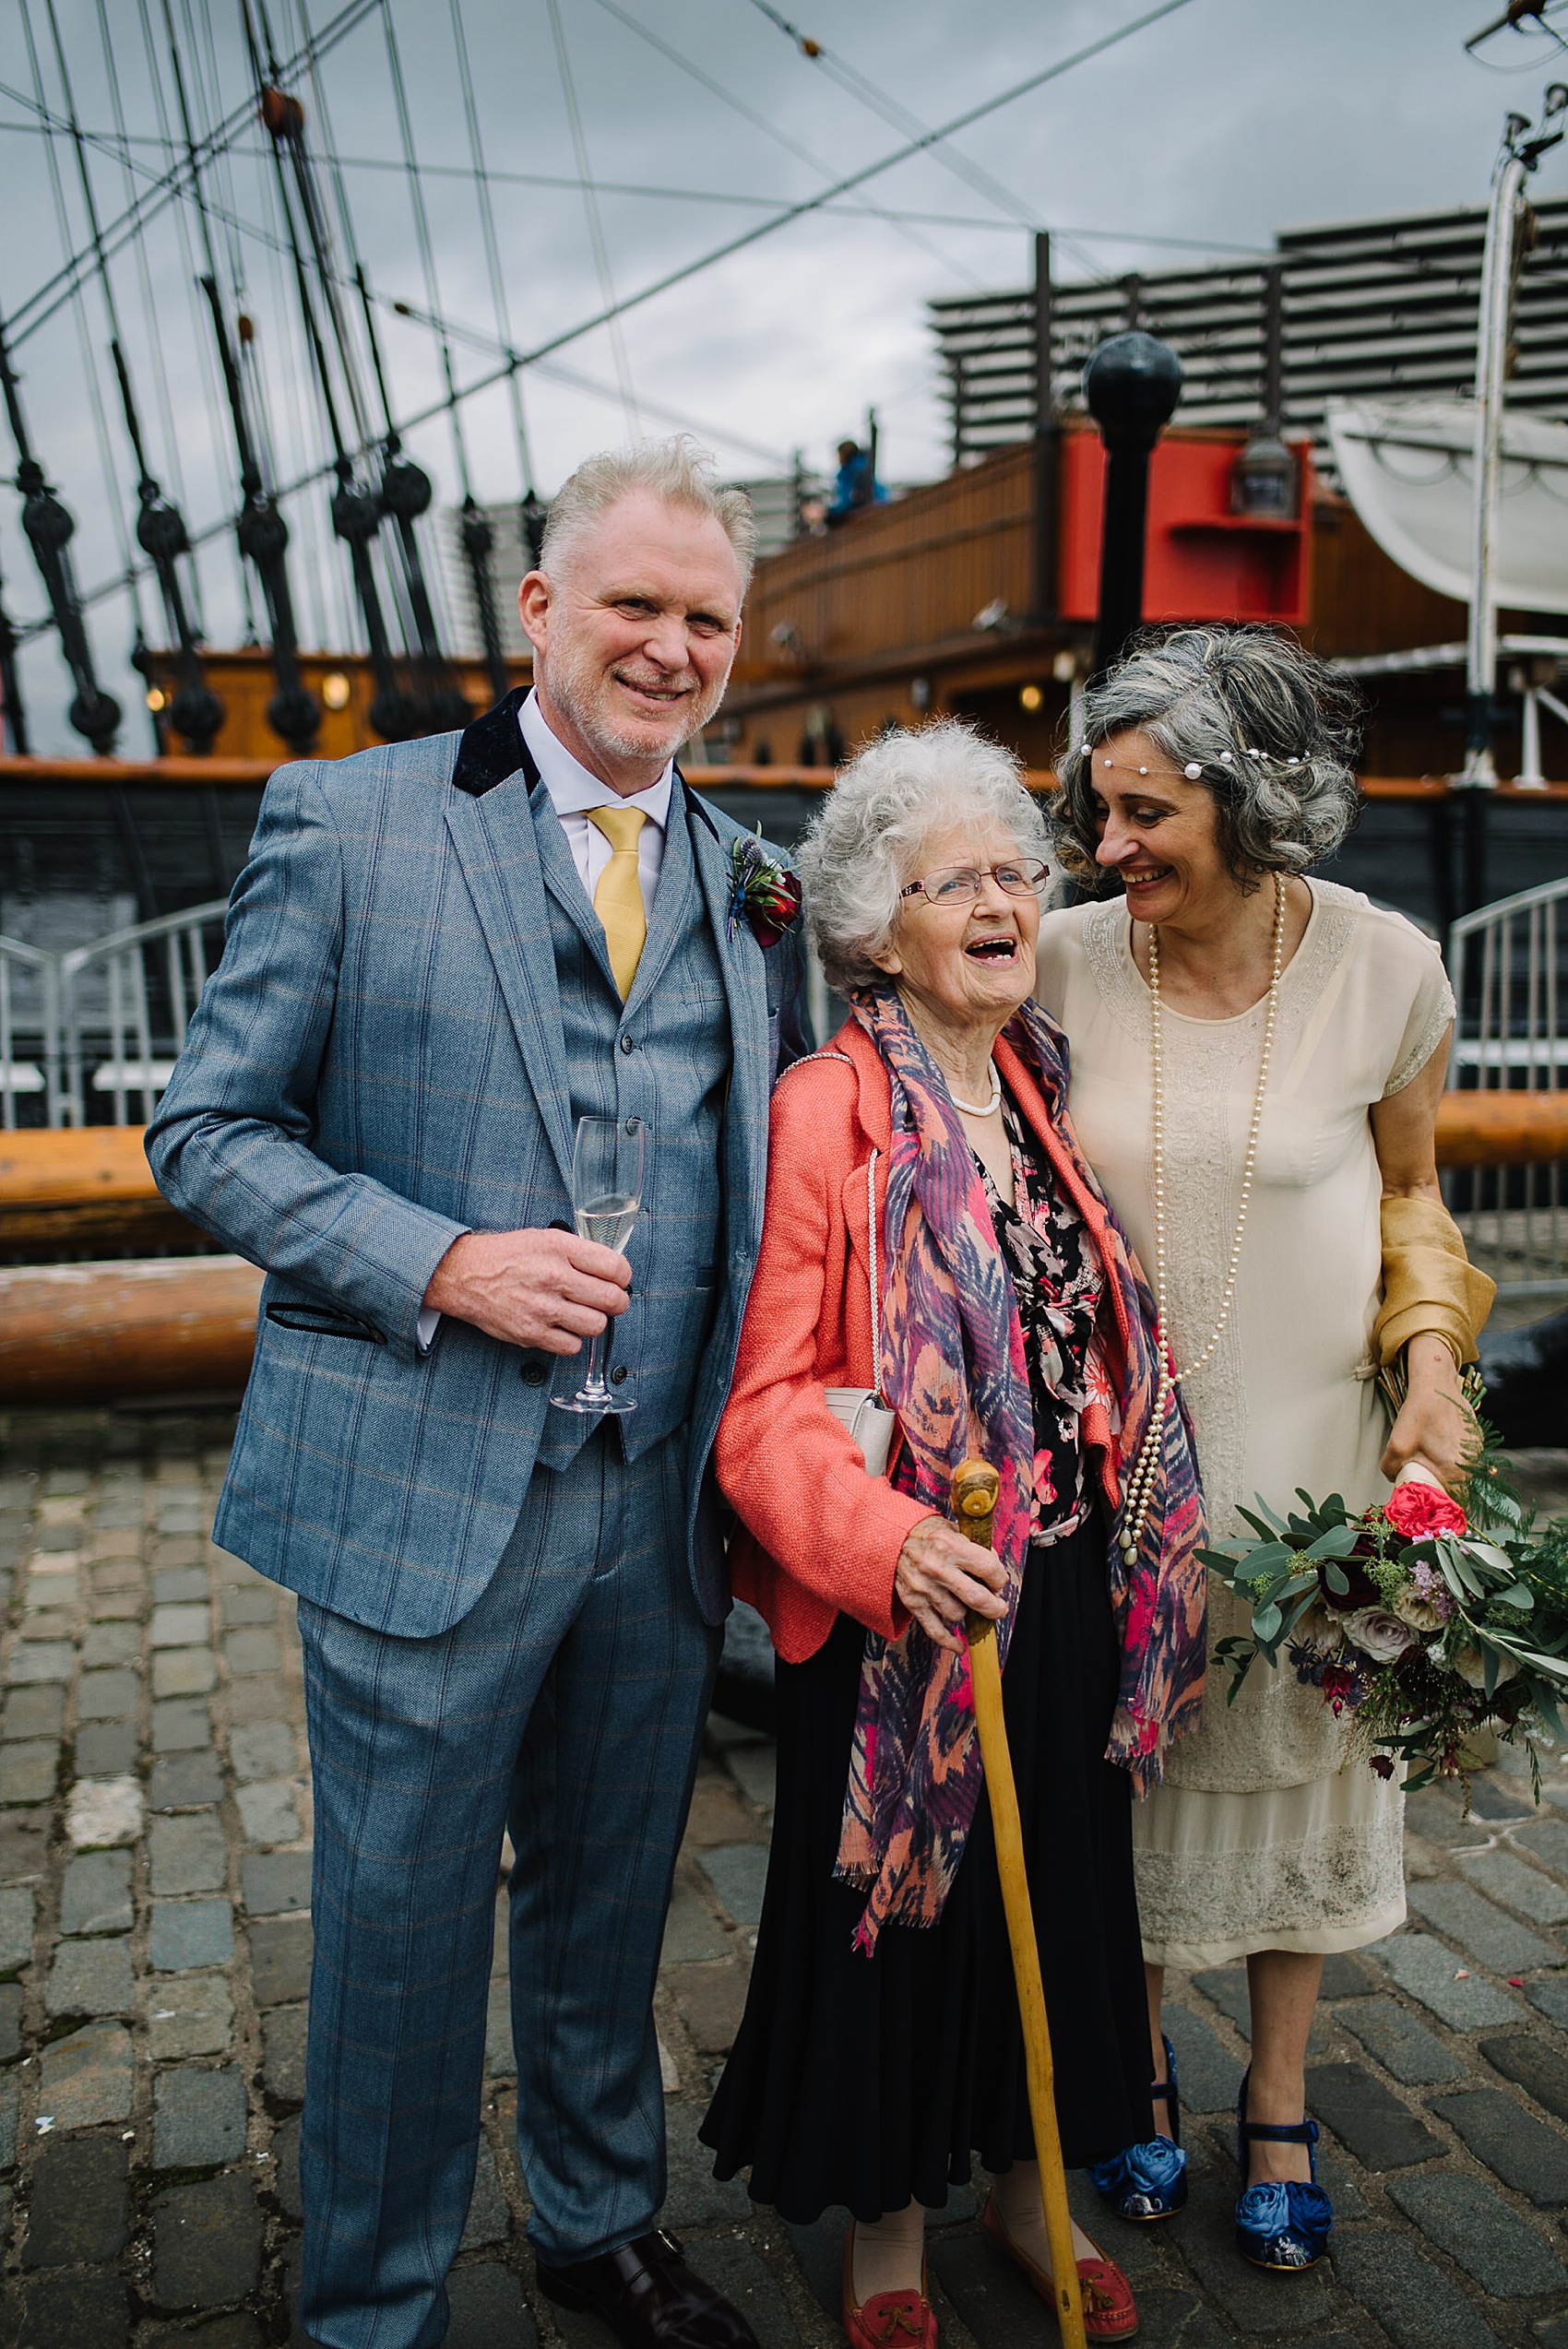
[{"x1": 824, "y1": 1143, "x2": 897, "y2": 1479}]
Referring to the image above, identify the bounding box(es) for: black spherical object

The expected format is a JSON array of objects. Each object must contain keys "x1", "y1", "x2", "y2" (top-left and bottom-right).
[
  {"x1": 68, "y1": 685, "x2": 121, "y2": 754},
  {"x1": 267, "y1": 682, "x2": 321, "y2": 755},
  {"x1": 136, "y1": 492, "x2": 190, "y2": 564},
  {"x1": 1083, "y1": 333, "x2": 1183, "y2": 452},
  {"x1": 379, "y1": 455, "x2": 433, "y2": 522},
  {"x1": 170, "y1": 679, "x2": 227, "y2": 755}
]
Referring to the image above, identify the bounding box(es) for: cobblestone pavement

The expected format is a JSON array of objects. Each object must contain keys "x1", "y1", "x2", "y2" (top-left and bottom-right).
[{"x1": 4, "y1": 1411, "x2": 1568, "y2": 2347}]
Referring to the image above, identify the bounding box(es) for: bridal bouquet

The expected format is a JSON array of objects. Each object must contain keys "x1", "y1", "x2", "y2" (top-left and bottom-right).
[{"x1": 1203, "y1": 1452, "x2": 1568, "y2": 1793}]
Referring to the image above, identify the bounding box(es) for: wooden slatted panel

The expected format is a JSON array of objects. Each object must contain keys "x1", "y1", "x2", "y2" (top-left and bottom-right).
[{"x1": 931, "y1": 198, "x2": 1568, "y2": 473}]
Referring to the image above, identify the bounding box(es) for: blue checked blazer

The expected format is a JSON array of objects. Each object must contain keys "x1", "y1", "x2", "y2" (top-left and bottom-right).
[{"x1": 146, "y1": 690, "x2": 808, "y2": 1638}]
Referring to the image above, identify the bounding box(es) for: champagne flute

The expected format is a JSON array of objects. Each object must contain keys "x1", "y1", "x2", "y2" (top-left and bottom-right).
[{"x1": 552, "y1": 1114, "x2": 645, "y2": 1415}]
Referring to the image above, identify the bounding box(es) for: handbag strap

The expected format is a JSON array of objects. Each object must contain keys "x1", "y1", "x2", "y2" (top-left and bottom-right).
[
  {"x1": 778, "y1": 1047, "x2": 885, "y2": 1406},
  {"x1": 867, "y1": 1146, "x2": 883, "y2": 1405}
]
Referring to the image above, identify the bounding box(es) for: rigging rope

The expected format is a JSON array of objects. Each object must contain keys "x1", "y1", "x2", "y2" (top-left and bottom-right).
[
  {"x1": 102, "y1": 0, "x2": 201, "y2": 622},
  {"x1": 448, "y1": 0, "x2": 536, "y2": 496},
  {"x1": 545, "y1": 0, "x2": 640, "y2": 439},
  {"x1": 587, "y1": 0, "x2": 987, "y2": 293},
  {"x1": 42, "y1": 0, "x2": 220, "y2": 750},
  {"x1": 14, "y1": 0, "x2": 1205, "y2": 631},
  {"x1": 3, "y1": 0, "x2": 384, "y2": 349},
  {"x1": 23, "y1": 0, "x2": 143, "y2": 621},
  {"x1": 739, "y1": 0, "x2": 1105, "y2": 283}
]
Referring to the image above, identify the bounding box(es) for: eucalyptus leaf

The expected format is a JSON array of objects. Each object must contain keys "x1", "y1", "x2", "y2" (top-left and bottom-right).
[
  {"x1": 1249, "y1": 1495, "x2": 1290, "y2": 1536},
  {"x1": 1253, "y1": 1602, "x2": 1283, "y2": 1643},
  {"x1": 1305, "y1": 1523, "x2": 1359, "y2": 1560},
  {"x1": 1323, "y1": 1563, "x2": 1351, "y2": 1596}
]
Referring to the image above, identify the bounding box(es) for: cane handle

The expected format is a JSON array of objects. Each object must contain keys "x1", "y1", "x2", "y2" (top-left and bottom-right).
[{"x1": 954, "y1": 1457, "x2": 999, "y2": 1546}]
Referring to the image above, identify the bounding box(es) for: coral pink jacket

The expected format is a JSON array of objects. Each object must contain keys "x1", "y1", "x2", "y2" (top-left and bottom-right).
[{"x1": 716, "y1": 1017, "x2": 1134, "y2": 1664}]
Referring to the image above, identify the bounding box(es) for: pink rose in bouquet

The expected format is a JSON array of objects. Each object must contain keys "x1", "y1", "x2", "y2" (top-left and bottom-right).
[{"x1": 1384, "y1": 1480, "x2": 1467, "y2": 1544}]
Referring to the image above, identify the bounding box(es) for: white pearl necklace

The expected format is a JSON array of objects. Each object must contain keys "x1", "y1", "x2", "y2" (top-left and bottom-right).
[
  {"x1": 948, "y1": 1062, "x2": 1002, "y2": 1117},
  {"x1": 1118, "y1": 872, "x2": 1288, "y2": 1566}
]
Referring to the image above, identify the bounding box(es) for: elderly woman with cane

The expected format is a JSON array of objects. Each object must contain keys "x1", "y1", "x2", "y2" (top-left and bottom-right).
[
  {"x1": 699, "y1": 721, "x2": 1208, "y2": 2347},
  {"x1": 1037, "y1": 625, "x2": 1491, "y2": 2274}
]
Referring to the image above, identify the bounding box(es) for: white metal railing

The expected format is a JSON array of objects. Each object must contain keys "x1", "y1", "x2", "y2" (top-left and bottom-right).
[
  {"x1": 0, "y1": 902, "x2": 227, "y2": 1130},
  {"x1": 0, "y1": 934, "x2": 60, "y2": 1130},
  {"x1": 1448, "y1": 874, "x2": 1568, "y2": 1301}
]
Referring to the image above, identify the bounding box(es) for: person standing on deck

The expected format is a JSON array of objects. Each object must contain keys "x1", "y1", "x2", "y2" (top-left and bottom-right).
[{"x1": 147, "y1": 437, "x2": 809, "y2": 2349}]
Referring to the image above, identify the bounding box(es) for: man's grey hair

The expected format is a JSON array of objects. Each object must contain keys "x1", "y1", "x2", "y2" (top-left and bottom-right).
[
  {"x1": 797, "y1": 719, "x2": 1050, "y2": 994},
  {"x1": 538, "y1": 433, "x2": 758, "y2": 594},
  {"x1": 1053, "y1": 625, "x2": 1362, "y2": 892}
]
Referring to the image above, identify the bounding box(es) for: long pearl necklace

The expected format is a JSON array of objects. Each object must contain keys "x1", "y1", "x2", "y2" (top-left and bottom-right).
[
  {"x1": 949, "y1": 1062, "x2": 1002, "y2": 1117},
  {"x1": 1118, "y1": 872, "x2": 1289, "y2": 1566}
]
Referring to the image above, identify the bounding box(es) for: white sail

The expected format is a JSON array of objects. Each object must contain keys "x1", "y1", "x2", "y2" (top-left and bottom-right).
[{"x1": 1326, "y1": 397, "x2": 1568, "y2": 616}]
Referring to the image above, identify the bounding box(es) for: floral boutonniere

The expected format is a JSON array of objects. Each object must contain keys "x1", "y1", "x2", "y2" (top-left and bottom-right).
[{"x1": 725, "y1": 834, "x2": 802, "y2": 948}]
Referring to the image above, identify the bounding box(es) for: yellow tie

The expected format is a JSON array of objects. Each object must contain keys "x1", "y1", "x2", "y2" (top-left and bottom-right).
[{"x1": 588, "y1": 805, "x2": 648, "y2": 1001}]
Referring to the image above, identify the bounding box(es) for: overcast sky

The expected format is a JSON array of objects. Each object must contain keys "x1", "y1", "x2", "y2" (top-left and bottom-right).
[{"x1": 1, "y1": 0, "x2": 1566, "y2": 752}]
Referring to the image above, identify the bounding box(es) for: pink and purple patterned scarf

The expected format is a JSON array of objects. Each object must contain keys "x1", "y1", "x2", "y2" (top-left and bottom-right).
[{"x1": 834, "y1": 985, "x2": 1206, "y2": 1953}]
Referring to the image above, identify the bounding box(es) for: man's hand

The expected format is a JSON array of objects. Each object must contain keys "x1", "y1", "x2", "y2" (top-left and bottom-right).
[
  {"x1": 1382, "y1": 1330, "x2": 1476, "y2": 1491},
  {"x1": 894, "y1": 1516, "x2": 1008, "y2": 1654},
  {"x1": 423, "y1": 1228, "x2": 631, "y2": 1354}
]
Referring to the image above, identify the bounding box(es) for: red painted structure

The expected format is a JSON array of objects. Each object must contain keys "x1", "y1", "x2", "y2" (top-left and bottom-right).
[{"x1": 1056, "y1": 425, "x2": 1313, "y2": 628}]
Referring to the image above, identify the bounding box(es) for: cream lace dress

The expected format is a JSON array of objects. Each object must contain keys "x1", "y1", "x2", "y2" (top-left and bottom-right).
[{"x1": 1036, "y1": 880, "x2": 1455, "y2": 1969}]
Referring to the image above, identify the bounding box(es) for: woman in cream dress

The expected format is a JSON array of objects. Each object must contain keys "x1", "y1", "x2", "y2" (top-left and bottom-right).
[{"x1": 1036, "y1": 628, "x2": 1491, "y2": 2272}]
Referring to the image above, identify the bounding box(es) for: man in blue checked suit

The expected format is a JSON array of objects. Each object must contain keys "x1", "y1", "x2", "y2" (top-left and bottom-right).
[{"x1": 147, "y1": 439, "x2": 809, "y2": 2349}]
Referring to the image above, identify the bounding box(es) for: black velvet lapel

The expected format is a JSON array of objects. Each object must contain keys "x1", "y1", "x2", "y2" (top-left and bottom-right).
[
  {"x1": 451, "y1": 685, "x2": 721, "y2": 841},
  {"x1": 450, "y1": 686, "x2": 540, "y2": 798}
]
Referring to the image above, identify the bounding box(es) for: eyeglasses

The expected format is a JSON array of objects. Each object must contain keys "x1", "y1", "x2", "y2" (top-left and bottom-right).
[{"x1": 898, "y1": 858, "x2": 1050, "y2": 907}]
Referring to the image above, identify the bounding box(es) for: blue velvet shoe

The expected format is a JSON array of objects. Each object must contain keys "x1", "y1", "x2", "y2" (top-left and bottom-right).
[
  {"x1": 1234, "y1": 2067, "x2": 1334, "y2": 2272},
  {"x1": 1087, "y1": 2032, "x2": 1189, "y2": 2221}
]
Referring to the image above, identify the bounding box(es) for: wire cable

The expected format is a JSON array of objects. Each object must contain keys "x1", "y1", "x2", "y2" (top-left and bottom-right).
[
  {"x1": 742, "y1": 0, "x2": 1038, "y2": 227},
  {"x1": 2, "y1": 0, "x2": 384, "y2": 348},
  {"x1": 448, "y1": 0, "x2": 535, "y2": 494},
  {"x1": 20, "y1": 0, "x2": 144, "y2": 620},
  {"x1": 586, "y1": 0, "x2": 990, "y2": 291},
  {"x1": 544, "y1": 0, "x2": 640, "y2": 438}
]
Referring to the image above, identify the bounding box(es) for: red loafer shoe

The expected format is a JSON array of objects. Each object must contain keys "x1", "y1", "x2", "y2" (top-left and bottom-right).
[
  {"x1": 841, "y1": 2226, "x2": 938, "y2": 2349},
  {"x1": 981, "y1": 2194, "x2": 1138, "y2": 2342}
]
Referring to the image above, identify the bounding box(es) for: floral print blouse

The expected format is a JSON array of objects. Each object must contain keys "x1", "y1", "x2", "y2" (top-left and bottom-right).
[{"x1": 976, "y1": 1090, "x2": 1104, "y2": 1548}]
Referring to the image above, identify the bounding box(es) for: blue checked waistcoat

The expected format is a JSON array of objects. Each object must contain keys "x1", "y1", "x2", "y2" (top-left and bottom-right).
[{"x1": 146, "y1": 689, "x2": 807, "y2": 1638}]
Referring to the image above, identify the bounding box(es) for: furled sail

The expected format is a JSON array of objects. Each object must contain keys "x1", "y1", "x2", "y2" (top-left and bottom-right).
[{"x1": 1326, "y1": 397, "x2": 1568, "y2": 615}]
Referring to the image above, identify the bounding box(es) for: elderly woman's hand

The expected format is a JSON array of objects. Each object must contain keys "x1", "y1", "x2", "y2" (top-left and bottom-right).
[
  {"x1": 1382, "y1": 1331, "x2": 1477, "y2": 1493},
  {"x1": 895, "y1": 1517, "x2": 1008, "y2": 1654}
]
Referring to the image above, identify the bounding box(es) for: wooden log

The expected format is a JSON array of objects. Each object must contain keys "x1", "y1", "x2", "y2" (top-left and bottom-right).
[
  {"x1": 1435, "y1": 1091, "x2": 1568, "y2": 1168},
  {"x1": 0, "y1": 1258, "x2": 262, "y2": 1405},
  {"x1": 0, "y1": 1128, "x2": 199, "y2": 1255}
]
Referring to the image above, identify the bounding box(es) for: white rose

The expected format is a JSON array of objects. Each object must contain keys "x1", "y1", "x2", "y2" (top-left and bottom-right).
[
  {"x1": 1392, "y1": 1587, "x2": 1446, "y2": 1633},
  {"x1": 1343, "y1": 1608, "x2": 1418, "y2": 1663},
  {"x1": 1450, "y1": 1640, "x2": 1519, "y2": 1691}
]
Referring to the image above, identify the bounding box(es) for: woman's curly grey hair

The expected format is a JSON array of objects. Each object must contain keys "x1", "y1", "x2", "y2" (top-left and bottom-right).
[
  {"x1": 1052, "y1": 625, "x2": 1363, "y2": 892},
  {"x1": 796, "y1": 718, "x2": 1050, "y2": 994}
]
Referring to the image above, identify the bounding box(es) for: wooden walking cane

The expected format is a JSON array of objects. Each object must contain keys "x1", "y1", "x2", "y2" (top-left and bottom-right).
[{"x1": 954, "y1": 1458, "x2": 1089, "y2": 2349}]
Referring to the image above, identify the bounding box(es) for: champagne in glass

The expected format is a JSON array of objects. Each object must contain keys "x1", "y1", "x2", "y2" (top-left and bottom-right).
[{"x1": 552, "y1": 1114, "x2": 645, "y2": 1416}]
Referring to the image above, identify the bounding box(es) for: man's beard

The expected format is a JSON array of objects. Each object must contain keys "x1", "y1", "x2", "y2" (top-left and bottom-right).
[{"x1": 542, "y1": 635, "x2": 731, "y2": 764}]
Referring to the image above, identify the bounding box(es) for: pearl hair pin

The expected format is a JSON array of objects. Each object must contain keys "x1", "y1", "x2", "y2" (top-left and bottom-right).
[
  {"x1": 1084, "y1": 743, "x2": 1311, "y2": 778},
  {"x1": 1117, "y1": 871, "x2": 1288, "y2": 1567}
]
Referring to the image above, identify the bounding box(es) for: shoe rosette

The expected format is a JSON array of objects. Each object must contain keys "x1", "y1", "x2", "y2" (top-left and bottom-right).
[
  {"x1": 1085, "y1": 2135, "x2": 1188, "y2": 2221},
  {"x1": 1235, "y1": 2177, "x2": 1334, "y2": 2270}
]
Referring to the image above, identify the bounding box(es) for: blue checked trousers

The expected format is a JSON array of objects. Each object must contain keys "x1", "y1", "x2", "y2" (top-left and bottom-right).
[{"x1": 295, "y1": 1426, "x2": 721, "y2": 2349}]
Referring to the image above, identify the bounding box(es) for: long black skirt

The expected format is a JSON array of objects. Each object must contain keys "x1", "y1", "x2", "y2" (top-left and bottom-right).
[{"x1": 700, "y1": 1514, "x2": 1154, "y2": 2224}]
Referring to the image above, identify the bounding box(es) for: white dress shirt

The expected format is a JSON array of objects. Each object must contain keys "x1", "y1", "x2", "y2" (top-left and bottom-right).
[
  {"x1": 519, "y1": 689, "x2": 672, "y2": 921},
  {"x1": 417, "y1": 694, "x2": 674, "y2": 1353}
]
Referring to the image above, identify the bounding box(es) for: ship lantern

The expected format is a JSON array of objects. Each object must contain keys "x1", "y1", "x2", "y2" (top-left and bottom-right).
[{"x1": 1230, "y1": 430, "x2": 1297, "y2": 519}]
